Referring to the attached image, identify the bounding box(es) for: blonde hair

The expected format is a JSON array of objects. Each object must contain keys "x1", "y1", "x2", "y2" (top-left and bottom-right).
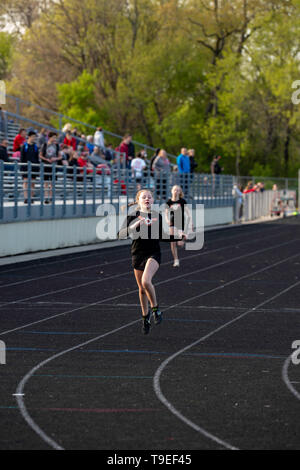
[
  {"x1": 62, "y1": 123, "x2": 72, "y2": 133},
  {"x1": 128, "y1": 189, "x2": 154, "y2": 208},
  {"x1": 158, "y1": 149, "x2": 167, "y2": 158},
  {"x1": 171, "y1": 185, "x2": 184, "y2": 198}
]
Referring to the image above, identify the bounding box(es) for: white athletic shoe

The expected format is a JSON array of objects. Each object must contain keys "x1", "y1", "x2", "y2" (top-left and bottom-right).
[{"x1": 173, "y1": 259, "x2": 180, "y2": 267}]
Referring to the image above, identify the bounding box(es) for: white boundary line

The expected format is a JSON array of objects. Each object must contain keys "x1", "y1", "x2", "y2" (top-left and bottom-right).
[
  {"x1": 0, "y1": 237, "x2": 295, "y2": 336},
  {"x1": 0, "y1": 228, "x2": 283, "y2": 311},
  {"x1": 14, "y1": 239, "x2": 300, "y2": 450},
  {"x1": 0, "y1": 219, "x2": 277, "y2": 268},
  {"x1": 282, "y1": 356, "x2": 300, "y2": 401},
  {"x1": 0, "y1": 225, "x2": 279, "y2": 289},
  {"x1": 153, "y1": 266, "x2": 300, "y2": 450}
]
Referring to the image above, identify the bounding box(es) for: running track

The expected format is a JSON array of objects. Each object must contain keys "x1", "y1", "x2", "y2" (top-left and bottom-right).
[{"x1": 1, "y1": 217, "x2": 300, "y2": 450}]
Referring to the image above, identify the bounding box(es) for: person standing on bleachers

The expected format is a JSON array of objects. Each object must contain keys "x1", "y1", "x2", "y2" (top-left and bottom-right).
[
  {"x1": 40, "y1": 131, "x2": 62, "y2": 204},
  {"x1": 177, "y1": 148, "x2": 190, "y2": 197},
  {"x1": 0, "y1": 138, "x2": 9, "y2": 163},
  {"x1": 12, "y1": 128, "x2": 26, "y2": 160},
  {"x1": 20, "y1": 131, "x2": 40, "y2": 204}
]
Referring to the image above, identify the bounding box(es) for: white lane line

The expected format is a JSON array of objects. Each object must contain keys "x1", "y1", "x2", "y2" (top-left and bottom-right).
[
  {"x1": 0, "y1": 243, "x2": 131, "y2": 275},
  {"x1": 0, "y1": 223, "x2": 277, "y2": 277},
  {"x1": 0, "y1": 226, "x2": 281, "y2": 297},
  {"x1": 14, "y1": 239, "x2": 300, "y2": 450},
  {"x1": 1, "y1": 237, "x2": 297, "y2": 336},
  {"x1": 0, "y1": 227, "x2": 285, "y2": 313},
  {"x1": 282, "y1": 356, "x2": 300, "y2": 401},
  {"x1": 153, "y1": 262, "x2": 300, "y2": 451}
]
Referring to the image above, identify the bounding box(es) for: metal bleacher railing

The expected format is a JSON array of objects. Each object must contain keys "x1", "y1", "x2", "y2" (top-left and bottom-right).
[
  {"x1": 0, "y1": 159, "x2": 234, "y2": 223},
  {"x1": 0, "y1": 109, "x2": 234, "y2": 223},
  {"x1": 4, "y1": 94, "x2": 177, "y2": 163}
]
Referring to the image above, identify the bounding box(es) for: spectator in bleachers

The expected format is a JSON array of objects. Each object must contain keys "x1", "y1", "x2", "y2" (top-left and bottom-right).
[
  {"x1": 105, "y1": 143, "x2": 115, "y2": 163},
  {"x1": 153, "y1": 149, "x2": 170, "y2": 200},
  {"x1": 0, "y1": 138, "x2": 9, "y2": 163},
  {"x1": 116, "y1": 135, "x2": 131, "y2": 168},
  {"x1": 210, "y1": 155, "x2": 223, "y2": 195},
  {"x1": 77, "y1": 134, "x2": 89, "y2": 156},
  {"x1": 243, "y1": 181, "x2": 256, "y2": 194},
  {"x1": 86, "y1": 135, "x2": 94, "y2": 155},
  {"x1": 94, "y1": 126, "x2": 105, "y2": 150},
  {"x1": 0, "y1": 107, "x2": 6, "y2": 134},
  {"x1": 71, "y1": 128, "x2": 80, "y2": 149},
  {"x1": 63, "y1": 130, "x2": 77, "y2": 151},
  {"x1": 177, "y1": 148, "x2": 190, "y2": 197},
  {"x1": 59, "y1": 123, "x2": 72, "y2": 144},
  {"x1": 127, "y1": 135, "x2": 135, "y2": 168},
  {"x1": 12, "y1": 128, "x2": 26, "y2": 159},
  {"x1": 131, "y1": 151, "x2": 147, "y2": 189},
  {"x1": 40, "y1": 131, "x2": 62, "y2": 204},
  {"x1": 20, "y1": 131, "x2": 40, "y2": 204},
  {"x1": 89, "y1": 145, "x2": 107, "y2": 167},
  {"x1": 150, "y1": 148, "x2": 160, "y2": 176},
  {"x1": 61, "y1": 145, "x2": 79, "y2": 175},
  {"x1": 78, "y1": 152, "x2": 95, "y2": 174},
  {"x1": 256, "y1": 181, "x2": 265, "y2": 193},
  {"x1": 37, "y1": 128, "x2": 47, "y2": 149},
  {"x1": 188, "y1": 149, "x2": 198, "y2": 175}
]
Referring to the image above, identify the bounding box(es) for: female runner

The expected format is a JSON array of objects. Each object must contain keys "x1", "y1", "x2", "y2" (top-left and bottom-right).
[
  {"x1": 118, "y1": 189, "x2": 185, "y2": 334},
  {"x1": 166, "y1": 185, "x2": 192, "y2": 267}
]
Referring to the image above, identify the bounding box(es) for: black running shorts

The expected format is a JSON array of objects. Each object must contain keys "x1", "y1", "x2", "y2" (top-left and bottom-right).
[{"x1": 132, "y1": 252, "x2": 161, "y2": 271}]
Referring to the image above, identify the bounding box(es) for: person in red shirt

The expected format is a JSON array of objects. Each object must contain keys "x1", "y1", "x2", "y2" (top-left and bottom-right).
[
  {"x1": 115, "y1": 135, "x2": 131, "y2": 167},
  {"x1": 243, "y1": 181, "x2": 257, "y2": 194},
  {"x1": 77, "y1": 152, "x2": 94, "y2": 174},
  {"x1": 13, "y1": 128, "x2": 26, "y2": 152},
  {"x1": 63, "y1": 131, "x2": 77, "y2": 150}
]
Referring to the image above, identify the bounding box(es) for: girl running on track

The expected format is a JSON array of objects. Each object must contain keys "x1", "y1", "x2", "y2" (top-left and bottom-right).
[
  {"x1": 118, "y1": 189, "x2": 186, "y2": 334},
  {"x1": 166, "y1": 185, "x2": 192, "y2": 267}
]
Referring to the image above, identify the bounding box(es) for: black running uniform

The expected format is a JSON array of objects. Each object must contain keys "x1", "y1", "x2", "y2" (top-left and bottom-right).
[
  {"x1": 119, "y1": 209, "x2": 182, "y2": 271},
  {"x1": 166, "y1": 198, "x2": 186, "y2": 230}
]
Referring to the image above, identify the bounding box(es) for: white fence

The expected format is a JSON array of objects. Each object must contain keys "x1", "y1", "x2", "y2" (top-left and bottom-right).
[{"x1": 233, "y1": 189, "x2": 297, "y2": 223}]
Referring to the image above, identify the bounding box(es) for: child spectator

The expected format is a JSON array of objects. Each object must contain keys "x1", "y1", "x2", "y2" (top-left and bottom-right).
[
  {"x1": 13, "y1": 128, "x2": 27, "y2": 152},
  {"x1": 63, "y1": 130, "x2": 77, "y2": 151},
  {"x1": 86, "y1": 135, "x2": 94, "y2": 155}
]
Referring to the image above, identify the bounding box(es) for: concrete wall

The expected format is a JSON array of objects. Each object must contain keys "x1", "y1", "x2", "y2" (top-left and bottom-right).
[{"x1": 0, "y1": 206, "x2": 233, "y2": 257}]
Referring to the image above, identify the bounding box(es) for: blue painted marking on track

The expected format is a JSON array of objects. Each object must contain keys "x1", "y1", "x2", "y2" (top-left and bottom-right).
[
  {"x1": 33, "y1": 374, "x2": 152, "y2": 379},
  {"x1": 6, "y1": 347, "x2": 285, "y2": 359},
  {"x1": 18, "y1": 330, "x2": 96, "y2": 335},
  {"x1": 167, "y1": 318, "x2": 215, "y2": 323}
]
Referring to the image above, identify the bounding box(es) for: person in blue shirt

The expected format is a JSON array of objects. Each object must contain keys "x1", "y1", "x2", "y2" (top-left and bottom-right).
[{"x1": 177, "y1": 148, "x2": 191, "y2": 197}]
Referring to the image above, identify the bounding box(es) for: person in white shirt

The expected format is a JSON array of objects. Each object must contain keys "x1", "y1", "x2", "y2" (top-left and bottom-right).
[
  {"x1": 94, "y1": 127, "x2": 105, "y2": 150},
  {"x1": 131, "y1": 151, "x2": 147, "y2": 189}
]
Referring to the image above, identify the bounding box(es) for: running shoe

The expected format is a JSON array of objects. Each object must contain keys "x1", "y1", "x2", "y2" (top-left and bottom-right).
[
  {"x1": 173, "y1": 259, "x2": 180, "y2": 267},
  {"x1": 142, "y1": 313, "x2": 151, "y2": 335},
  {"x1": 152, "y1": 307, "x2": 163, "y2": 325}
]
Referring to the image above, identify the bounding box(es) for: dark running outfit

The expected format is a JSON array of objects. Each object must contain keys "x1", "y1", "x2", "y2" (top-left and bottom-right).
[
  {"x1": 120, "y1": 209, "x2": 182, "y2": 271},
  {"x1": 166, "y1": 197, "x2": 187, "y2": 231}
]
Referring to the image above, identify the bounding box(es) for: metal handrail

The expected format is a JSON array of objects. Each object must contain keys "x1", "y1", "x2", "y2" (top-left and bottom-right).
[{"x1": 5, "y1": 93, "x2": 177, "y2": 162}]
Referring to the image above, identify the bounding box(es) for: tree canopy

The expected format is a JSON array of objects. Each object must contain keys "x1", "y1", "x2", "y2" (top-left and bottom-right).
[{"x1": 2, "y1": 0, "x2": 300, "y2": 176}]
